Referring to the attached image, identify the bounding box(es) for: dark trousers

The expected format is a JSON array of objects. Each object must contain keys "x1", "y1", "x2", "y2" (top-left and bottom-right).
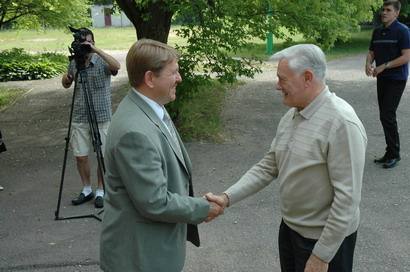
[
  {"x1": 0, "y1": 129, "x2": 6, "y2": 153},
  {"x1": 278, "y1": 221, "x2": 357, "y2": 272},
  {"x1": 376, "y1": 78, "x2": 406, "y2": 158}
]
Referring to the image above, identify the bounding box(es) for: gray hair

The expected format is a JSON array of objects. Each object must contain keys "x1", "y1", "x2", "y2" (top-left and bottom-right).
[{"x1": 270, "y1": 44, "x2": 327, "y2": 82}]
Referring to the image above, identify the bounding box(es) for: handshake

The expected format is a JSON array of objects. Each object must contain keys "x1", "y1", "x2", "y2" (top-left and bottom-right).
[{"x1": 203, "y1": 192, "x2": 229, "y2": 223}]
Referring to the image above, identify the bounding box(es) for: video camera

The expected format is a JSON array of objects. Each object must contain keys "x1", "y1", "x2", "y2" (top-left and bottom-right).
[{"x1": 68, "y1": 26, "x2": 92, "y2": 68}]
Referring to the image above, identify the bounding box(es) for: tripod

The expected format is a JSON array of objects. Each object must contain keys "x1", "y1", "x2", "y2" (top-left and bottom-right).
[{"x1": 55, "y1": 62, "x2": 106, "y2": 222}]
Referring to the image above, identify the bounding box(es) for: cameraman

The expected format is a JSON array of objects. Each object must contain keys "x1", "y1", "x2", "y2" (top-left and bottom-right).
[{"x1": 61, "y1": 28, "x2": 120, "y2": 208}]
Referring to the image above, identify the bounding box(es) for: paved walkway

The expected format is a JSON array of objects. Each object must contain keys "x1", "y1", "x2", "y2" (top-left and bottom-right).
[{"x1": 0, "y1": 53, "x2": 410, "y2": 271}]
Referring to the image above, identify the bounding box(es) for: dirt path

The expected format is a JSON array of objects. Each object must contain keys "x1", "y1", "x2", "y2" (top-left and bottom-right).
[{"x1": 0, "y1": 54, "x2": 410, "y2": 271}]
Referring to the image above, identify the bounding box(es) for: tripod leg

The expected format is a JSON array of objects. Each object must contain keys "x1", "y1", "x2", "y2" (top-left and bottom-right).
[
  {"x1": 54, "y1": 135, "x2": 71, "y2": 220},
  {"x1": 55, "y1": 75, "x2": 78, "y2": 220},
  {"x1": 97, "y1": 164, "x2": 105, "y2": 192}
]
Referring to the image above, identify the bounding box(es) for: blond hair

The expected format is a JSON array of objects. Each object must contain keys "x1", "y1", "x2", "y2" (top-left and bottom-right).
[{"x1": 126, "y1": 39, "x2": 180, "y2": 87}]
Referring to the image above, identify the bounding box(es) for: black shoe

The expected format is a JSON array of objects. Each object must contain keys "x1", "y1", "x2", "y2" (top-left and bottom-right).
[
  {"x1": 95, "y1": 196, "x2": 104, "y2": 208},
  {"x1": 382, "y1": 157, "x2": 401, "y2": 169},
  {"x1": 374, "y1": 154, "x2": 389, "y2": 164},
  {"x1": 72, "y1": 192, "x2": 94, "y2": 205}
]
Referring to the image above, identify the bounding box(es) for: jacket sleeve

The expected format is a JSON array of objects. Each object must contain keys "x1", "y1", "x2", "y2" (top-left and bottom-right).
[
  {"x1": 312, "y1": 120, "x2": 367, "y2": 262},
  {"x1": 225, "y1": 138, "x2": 278, "y2": 205},
  {"x1": 113, "y1": 131, "x2": 210, "y2": 224}
]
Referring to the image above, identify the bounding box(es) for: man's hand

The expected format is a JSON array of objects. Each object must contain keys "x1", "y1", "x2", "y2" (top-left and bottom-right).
[
  {"x1": 365, "y1": 63, "x2": 374, "y2": 77},
  {"x1": 372, "y1": 63, "x2": 386, "y2": 77},
  {"x1": 62, "y1": 73, "x2": 74, "y2": 88},
  {"x1": 203, "y1": 192, "x2": 229, "y2": 222},
  {"x1": 82, "y1": 40, "x2": 96, "y2": 53},
  {"x1": 304, "y1": 254, "x2": 328, "y2": 272},
  {"x1": 205, "y1": 192, "x2": 229, "y2": 208},
  {"x1": 205, "y1": 200, "x2": 224, "y2": 222}
]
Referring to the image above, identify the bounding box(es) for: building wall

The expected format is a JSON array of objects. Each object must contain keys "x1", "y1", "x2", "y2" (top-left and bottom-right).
[{"x1": 91, "y1": 5, "x2": 132, "y2": 28}]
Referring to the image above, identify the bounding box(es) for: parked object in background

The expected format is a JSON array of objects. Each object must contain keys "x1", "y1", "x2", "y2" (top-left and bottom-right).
[{"x1": 0, "y1": 129, "x2": 6, "y2": 192}]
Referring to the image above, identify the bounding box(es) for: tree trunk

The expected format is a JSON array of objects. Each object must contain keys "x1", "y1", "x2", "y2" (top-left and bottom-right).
[{"x1": 115, "y1": 0, "x2": 173, "y2": 43}]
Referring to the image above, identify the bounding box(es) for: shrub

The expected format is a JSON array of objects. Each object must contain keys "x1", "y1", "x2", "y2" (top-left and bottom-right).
[{"x1": 0, "y1": 48, "x2": 67, "y2": 82}]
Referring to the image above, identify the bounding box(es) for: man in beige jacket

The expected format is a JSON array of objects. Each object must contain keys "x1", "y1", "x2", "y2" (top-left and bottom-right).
[{"x1": 207, "y1": 44, "x2": 367, "y2": 272}]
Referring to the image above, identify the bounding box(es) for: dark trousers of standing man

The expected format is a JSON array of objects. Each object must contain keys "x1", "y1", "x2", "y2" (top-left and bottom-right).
[
  {"x1": 278, "y1": 221, "x2": 357, "y2": 272},
  {"x1": 377, "y1": 78, "x2": 406, "y2": 159},
  {"x1": 0, "y1": 129, "x2": 6, "y2": 153}
]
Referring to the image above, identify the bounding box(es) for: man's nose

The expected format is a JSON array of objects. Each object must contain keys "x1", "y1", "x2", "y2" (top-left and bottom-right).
[{"x1": 176, "y1": 72, "x2": 182, "y2": 83}]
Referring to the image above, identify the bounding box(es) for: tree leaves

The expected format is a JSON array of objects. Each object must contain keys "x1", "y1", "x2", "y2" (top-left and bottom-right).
[
  {"x1": 0, "y1": 0, "x2": 90, "y2": 30},
  {"x1": 116, "y1": 0, "x2": 381, "y2": 118}
]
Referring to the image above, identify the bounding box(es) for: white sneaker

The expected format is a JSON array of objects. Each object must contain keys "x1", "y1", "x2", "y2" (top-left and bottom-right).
[{"x1": 0, "y1": 185, "x2": 4, "y2": 191}]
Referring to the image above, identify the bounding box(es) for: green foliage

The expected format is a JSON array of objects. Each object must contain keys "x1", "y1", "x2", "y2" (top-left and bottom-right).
[
  {"x1": 0, "y1": 87, "x2": 26, "y2": 110},
  {"x1": 398, "y1": 0, "x2": 410, "y2": 25},
  {"x1": 175, "y1": 1, "x2": 265, "y2": 82},
  {"x1": 92, "y1": 0, "x2": 114, "y2": 5},
  {"x1": 325, "y1": 29, "x2": 372, "y2": 60},
  {"x1": 271, "y1": 0, "x2": 382, "y2": 49},
  {"x1": 0, "y1": 48, "x2": 67, "y2": 81},
  {"x1": 167, "y1": 1, "x2": 266, "y2": 117},
  {"x1": 167, "y1": 0, "x2": 380, "y2": 118},
  {"x1": 0, "y1": 0, "x2": 90, "y2": 30},
  {"x1": 170, "y1": 80, "x2": 229, "y2": 142},
  {"x1": 118, "y1": 0, "x2": 381, "y2": 120}
]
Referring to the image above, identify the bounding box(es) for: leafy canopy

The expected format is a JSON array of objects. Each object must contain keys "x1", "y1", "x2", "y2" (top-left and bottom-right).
[
  {"x1": 0, "y1": 0, "x2": 90, "y2": 30},
  {"x1": 115, "y1": 0, "x2": 381, "y2": 117}
]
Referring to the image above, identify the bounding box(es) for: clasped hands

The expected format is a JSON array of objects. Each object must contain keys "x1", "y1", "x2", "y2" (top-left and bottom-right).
[
  {"x1": 365, "y1": 63, "x2": 385, "y2": 77},
  {"x1": 204, "y1": 192, "x2": 229, "y2": 222}
]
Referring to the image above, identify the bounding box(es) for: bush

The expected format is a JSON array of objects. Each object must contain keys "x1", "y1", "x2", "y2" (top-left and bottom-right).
[
  {"x1": 0, "y1": 48, "x2": 67, "y2": 82},
  {"x1": 174, "y1": 80, "x2": 229, "y2": 142}
]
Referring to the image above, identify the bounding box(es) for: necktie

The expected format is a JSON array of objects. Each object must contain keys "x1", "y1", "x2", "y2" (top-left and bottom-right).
[{"x1": 163, "y1": 110, "x2": 183, "y2": 156}]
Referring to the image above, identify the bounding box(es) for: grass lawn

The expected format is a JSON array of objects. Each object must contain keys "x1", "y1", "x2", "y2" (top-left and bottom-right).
[
  {"x1": 234, "y1": 29, "x2": 372, "y2": 61},
  {"x1": 0, "y1": 27, "x2": 185, "y2": 53},
  {"x1": 0, "y1": 87, "x2": 26, "y2": 111}
]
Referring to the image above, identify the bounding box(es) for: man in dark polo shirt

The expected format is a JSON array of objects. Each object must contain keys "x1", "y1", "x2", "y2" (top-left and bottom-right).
[{"x1": 365, "y1": 0, "x2": 410, "y2": 169}]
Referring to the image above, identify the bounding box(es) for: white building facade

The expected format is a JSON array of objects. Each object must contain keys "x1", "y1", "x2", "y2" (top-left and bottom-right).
[{"x1": 91, "y1": 5, "x2": 132, "y2": 28}]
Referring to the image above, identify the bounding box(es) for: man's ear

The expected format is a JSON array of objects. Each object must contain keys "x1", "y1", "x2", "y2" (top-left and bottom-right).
[
  {"x1": 304, "y1": 69, "x2": 314, "y2": 85},
  {"x1": 144, "y1": 71, "x2": 155, "y2": 88}
]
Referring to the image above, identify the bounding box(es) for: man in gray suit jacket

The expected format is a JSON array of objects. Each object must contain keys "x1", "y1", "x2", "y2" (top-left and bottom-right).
[{"x1": 100, "y1": 39, "x2": 223, "y2": 272}]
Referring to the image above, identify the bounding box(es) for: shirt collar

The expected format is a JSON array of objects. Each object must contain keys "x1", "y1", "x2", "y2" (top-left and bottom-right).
[
  {"x1": 383, "y1": 19, "x2": 398, "y2": 30},
  {"x1": 89, "y1": 53, "x2": 97, "y2": 65},
  {"x1": 132, "y1": 87, "x2": 165, "y2": 121},
  {"x1": 296, "y1": 86, "x2": 330, "y2": 120}
]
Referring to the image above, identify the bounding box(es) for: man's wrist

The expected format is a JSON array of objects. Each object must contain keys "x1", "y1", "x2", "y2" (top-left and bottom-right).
[{"x1": 223, "y1": 193, "x2": 230, "y2": 207}]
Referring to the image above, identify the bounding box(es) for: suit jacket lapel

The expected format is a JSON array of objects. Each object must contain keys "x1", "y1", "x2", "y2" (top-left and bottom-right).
[{"x1": 127, "y1": 90, "x2": 191, "y2": 176}]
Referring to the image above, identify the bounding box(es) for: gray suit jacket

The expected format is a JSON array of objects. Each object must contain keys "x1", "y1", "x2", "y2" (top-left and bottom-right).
[{"x1": 100, "y1": 90, "x2": 209, "y2": 272}]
